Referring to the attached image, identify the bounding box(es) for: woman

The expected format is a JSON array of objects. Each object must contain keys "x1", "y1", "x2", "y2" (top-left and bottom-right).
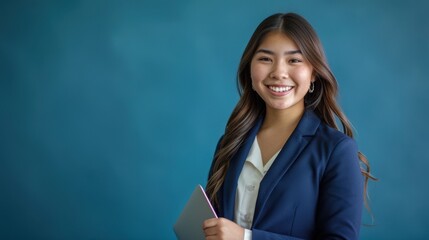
[{"x1": 203, "y1": 13, "x2": 375, "y2": 239}]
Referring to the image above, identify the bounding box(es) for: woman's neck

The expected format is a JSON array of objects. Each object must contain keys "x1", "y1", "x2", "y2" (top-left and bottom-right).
[
  {"x1": 261, "y1": 105, "x2": 305, "y2": 132},
  {"x1": 257, "y1": 104, "x2": 305, "y2": 165}
]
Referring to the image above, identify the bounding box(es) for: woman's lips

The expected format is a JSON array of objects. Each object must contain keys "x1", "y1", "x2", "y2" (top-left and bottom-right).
[
  {"x1": 267, "y1": 85, "x2": 294, "y2": 96},
  {"x1": 268, "y1": 85, "x2": 293, "y2": 93}
]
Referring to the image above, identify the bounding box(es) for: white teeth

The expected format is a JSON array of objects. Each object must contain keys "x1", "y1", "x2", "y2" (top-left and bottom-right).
[{"x1": 269, "y1": 86, "x2": 292, "y2": 92}]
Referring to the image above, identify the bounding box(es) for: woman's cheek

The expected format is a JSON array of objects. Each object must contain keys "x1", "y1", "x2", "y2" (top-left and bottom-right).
[
  {"x1": 292, "y1": 66, "x2": 313, "y2": 81},
  {"x1": 251, "y1": 65, "x2": 268, "y2": 82}
]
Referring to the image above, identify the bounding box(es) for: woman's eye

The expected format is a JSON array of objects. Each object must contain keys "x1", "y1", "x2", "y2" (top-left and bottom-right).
[
  {"x1": 258, "y1": 57, "x2": 272, "y2": 62},
  {"x1": 289, "y1": 58, "x2": 302, "y2": 63}
]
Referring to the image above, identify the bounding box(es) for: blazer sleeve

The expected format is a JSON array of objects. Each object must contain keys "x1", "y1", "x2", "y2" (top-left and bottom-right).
[
  {"x1": 314, "y1": 137, "x2": 364, "y2": 240},
  {"x1": 251, "y1": 229, "x2": 306, "y2": 240}
]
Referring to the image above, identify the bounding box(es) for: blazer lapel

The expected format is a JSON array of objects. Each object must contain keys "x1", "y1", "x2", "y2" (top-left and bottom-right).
[
  {"x1": 222, "y1": 118, "x2": 263, "y2": 220},
  {"x1": 252, "y1": 110, "x2": 321, "y2": 225}
]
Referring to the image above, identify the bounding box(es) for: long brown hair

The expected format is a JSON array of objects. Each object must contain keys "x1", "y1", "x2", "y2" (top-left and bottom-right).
[{"x1": 206, "y1": 13, "x2": 376, "y2": 210}]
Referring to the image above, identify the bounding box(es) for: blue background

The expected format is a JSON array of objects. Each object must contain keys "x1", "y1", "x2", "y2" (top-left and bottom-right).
[{"x1": 1, "y1": 0, "x2": 428, "y2": 239}]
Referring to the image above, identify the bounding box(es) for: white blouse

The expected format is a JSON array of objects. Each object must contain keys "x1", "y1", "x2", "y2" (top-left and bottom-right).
[{"x1": 234, "y1": 136, "x2": 280, "y2": 239}]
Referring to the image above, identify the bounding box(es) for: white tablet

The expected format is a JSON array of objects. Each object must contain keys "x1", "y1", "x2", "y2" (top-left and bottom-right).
[{"x1": 174, "y1": 185, "x2": 218, "y2": 240}]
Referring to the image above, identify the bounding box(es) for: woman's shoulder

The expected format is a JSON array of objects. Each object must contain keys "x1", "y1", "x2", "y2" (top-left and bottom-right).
[
  {"x1": 310, "y1": 114, "x2": 357, "y2": 151},
  {"x1": 310, "y1": 114, "x2": 361, "y2": 173},
  {"x1": 318, "y1": 122, "x2": 353, "y2": 142}
]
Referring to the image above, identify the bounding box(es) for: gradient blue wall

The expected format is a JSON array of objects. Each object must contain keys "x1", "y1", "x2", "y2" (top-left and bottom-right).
[{"x1": 1, "y1": 0, "x2": 428, "y2": 239}]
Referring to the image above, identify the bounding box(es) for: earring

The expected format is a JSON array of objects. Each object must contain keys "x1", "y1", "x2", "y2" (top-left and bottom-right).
[{"x1": 308, "y1": 81, "x2": 315, "y2": 93}]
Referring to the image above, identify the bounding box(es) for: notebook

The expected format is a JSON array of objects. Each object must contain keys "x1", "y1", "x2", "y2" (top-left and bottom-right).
[{"x1": 174, "y1": 185, "x2": 218, "y2": 240}]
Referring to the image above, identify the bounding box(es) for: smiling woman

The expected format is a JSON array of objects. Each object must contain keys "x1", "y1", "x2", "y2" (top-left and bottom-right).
[
  {"x1": 204, "y1": 13, "x2": 376, "y2": 240},
  {"x1": 250, "y1": 32, "x2": 313, "y2": 114}
]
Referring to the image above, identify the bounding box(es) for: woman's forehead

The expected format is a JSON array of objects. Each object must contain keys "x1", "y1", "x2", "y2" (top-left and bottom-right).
[{"x1": 256, "y1": 32, "x2": 300, "y2": 53}]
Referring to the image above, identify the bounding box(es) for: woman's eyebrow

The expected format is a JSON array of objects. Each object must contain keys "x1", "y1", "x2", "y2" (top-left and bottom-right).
[{"x1": 255, "y1": 49, "x2": 302, "y2": 55}]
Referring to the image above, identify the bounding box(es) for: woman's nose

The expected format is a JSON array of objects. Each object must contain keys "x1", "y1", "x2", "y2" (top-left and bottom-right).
[{"x1": 269, "y1": 63, "x2": 289, "y2": 79}]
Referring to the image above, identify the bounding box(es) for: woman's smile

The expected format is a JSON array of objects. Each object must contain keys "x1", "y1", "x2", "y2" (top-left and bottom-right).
[{"x1": 267, "y1": 85, "x2": 294, "y2": 95}]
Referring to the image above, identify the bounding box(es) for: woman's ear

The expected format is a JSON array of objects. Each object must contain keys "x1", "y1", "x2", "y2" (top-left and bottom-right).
[{"x1": 311, "y1": 71, "x2": 318, "y2": 82}]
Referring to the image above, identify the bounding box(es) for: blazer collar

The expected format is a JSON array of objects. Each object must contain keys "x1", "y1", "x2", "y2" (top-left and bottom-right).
[{"x1": 221, "y1": 110, "x2": 321, "y2": 221}]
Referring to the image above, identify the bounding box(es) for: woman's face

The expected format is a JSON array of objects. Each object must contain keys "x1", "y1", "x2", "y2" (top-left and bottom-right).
[{"x1": 250, "y1": 31, "x2": 314, "y2": 114}]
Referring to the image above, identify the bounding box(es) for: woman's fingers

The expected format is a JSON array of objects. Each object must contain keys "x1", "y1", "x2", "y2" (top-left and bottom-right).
[{"x1": 202, "y1": 218, "x2": 244, "y2": 240}]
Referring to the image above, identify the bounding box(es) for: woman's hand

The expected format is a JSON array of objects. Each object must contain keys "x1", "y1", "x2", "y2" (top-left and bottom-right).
[{"x1": 203, "y1": 217, "x2": 244, "y2": 240}]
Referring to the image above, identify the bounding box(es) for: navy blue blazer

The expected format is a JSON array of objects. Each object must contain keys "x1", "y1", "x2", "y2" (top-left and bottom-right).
[{"x1": 208, "y1": 110, "x2": 364, "y2": 239}]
